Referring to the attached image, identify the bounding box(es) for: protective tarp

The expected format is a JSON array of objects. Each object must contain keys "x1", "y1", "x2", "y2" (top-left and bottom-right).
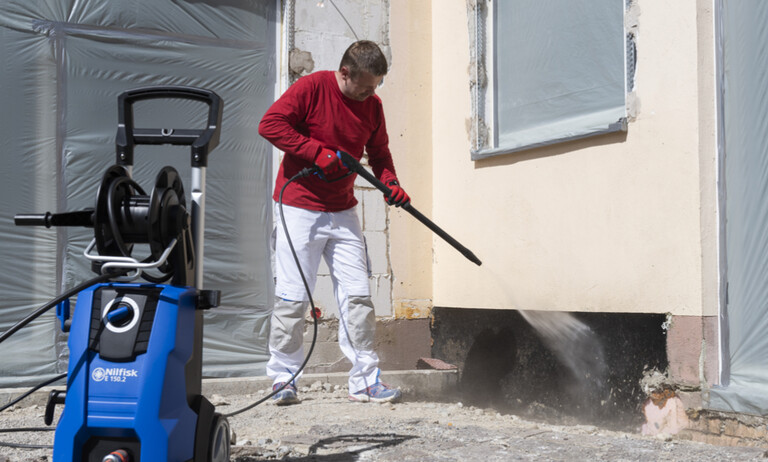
[
  {"x1": 0, "y1": 0, "x2": 276, "y2": 387},
  {"x1": 709, "y1": 0, "x2": 768, "y2": 415},
  {"x1": 484, "y1": 0, "x2": 626, "y2": 157}
]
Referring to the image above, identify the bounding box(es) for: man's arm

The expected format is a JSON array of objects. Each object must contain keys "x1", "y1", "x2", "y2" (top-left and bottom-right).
[{"x1": 258, "y1": 78, "x2": 323, "y2": 163}]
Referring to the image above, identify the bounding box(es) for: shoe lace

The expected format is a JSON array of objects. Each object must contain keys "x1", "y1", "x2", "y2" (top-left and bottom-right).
[{"x1": 369, "y1": 382, "x2": 389, "y2": 395}]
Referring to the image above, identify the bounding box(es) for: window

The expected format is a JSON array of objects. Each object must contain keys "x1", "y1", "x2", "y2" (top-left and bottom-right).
[{"x1": 471, "y1": 0, "x2": 632, "y2": 159}]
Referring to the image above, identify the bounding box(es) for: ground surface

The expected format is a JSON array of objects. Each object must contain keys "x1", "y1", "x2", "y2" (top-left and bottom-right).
[{"x1": 1, "y1": 382, "x2": 766, "y2": 461}]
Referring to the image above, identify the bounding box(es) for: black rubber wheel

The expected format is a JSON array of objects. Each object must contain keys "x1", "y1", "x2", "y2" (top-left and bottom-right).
[{"x1": 208, "y1": 413, "x2": 230, "y2": 462}]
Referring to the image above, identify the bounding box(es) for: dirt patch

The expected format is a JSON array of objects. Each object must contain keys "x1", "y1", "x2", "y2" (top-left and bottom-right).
[{"x1": 1, "y1": 383, "x2": 766, "y2": 461}]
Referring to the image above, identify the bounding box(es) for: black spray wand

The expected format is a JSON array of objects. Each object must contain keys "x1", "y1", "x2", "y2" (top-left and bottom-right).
[{"x1": 337, "y1": 151, "x2": 482, "y2": 266}]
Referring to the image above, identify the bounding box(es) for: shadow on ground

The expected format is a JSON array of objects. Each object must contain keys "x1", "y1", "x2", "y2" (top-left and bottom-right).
[{"x1": 231, "y1": 433, "x2": 416, "y2": 461}]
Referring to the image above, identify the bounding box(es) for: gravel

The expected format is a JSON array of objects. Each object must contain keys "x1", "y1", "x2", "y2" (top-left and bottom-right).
[{"x1": 1, "y1": 382, "x2": 766, "y2": 461}]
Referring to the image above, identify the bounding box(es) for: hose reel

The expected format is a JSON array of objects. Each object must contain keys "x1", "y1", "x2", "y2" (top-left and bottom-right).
[
  {"x1": 17, "y1": 164, "x2": 194, "y2": 286},
  {"x1": 15, "y1": 85, "x2": 223, "y2": 288},
  {"x1": 91, "y1": 164, "x2": 194, "y2": 284}
]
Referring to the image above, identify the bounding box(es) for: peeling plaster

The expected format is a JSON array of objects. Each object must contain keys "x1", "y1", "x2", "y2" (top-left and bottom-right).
[
  {"x1": 626, "y1": 92, "x2": 640, "y2": 121},
  {"x1": 466, "y1": 0, "x2": 490, "y2": 152},
  {"x1": 395, "y1": 300, "x2": 433, "y2": 319},
  {"x1": 289, "y1": 48, "x2": 315, "y2": 77},
  {"x1": 626, "y1": 0, "x2": 640, "y2": 33},
  {"x1": 642, "y1": 390, "x2": 690, "y2": 436},
  {"x1": 625, "y1": 0, "x2": 640, "y2": 119}
]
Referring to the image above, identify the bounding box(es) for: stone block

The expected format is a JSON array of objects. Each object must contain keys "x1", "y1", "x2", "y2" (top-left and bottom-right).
[
  {"x1": 362, "y1": 189, "x2": 387, "y2": 231},
  {"x1": 701, "y1": 316, "x2": 719, "y2": 386},
  {"x1": 666, "y1": 315, "x2": 703, "y2": 386},
  {"x1": 676, "y1": 390, "x2": 702, "y2": 410},
  {"x1": 364, "y1": 230, "x2": 389, "y2": 274},
  {"x1": 293, "y1": 0, "x2": 389, "y2": 64},
  {"x1": 720, "y1": 435, "x2": 742, "y2": 447},
  {"x1": 304, "y1": 342, "x2": 351, "y2": 374},
  {"x1": 374, "y1": 319, "x2": 431, "y2": 371},
  {"x1": 354, "y1": 171, "x2": 376, "y2": 189},
  {"x1": 707, "y1": 417, "x2": 723, "y2": 435},
  {"x1": 303, "y1": 319, "x2": 339, "y2": 343},
  {"x1": 371, "y1": 274, "x2": 392, "y2": 316},
  {"x1": 722, "y1": 418, "x2": 741, "y2": 437},
  {"x1": 687, "y1": 416, "x2": 709, "y2": 433},
  {"x1": 736, "y1": 425, "x2": 766, "y2": 441},
  {"x1": 299, "y1": 318, "x2": 430, "y2": 378}
]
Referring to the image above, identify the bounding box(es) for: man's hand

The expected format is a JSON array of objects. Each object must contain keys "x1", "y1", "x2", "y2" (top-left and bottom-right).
[
  {"x1": 314, "y1": 148, "x2": 347, "y2": 177},
  {"x1": 384, "y1": 180, "x2": 410, "y2": 207}
]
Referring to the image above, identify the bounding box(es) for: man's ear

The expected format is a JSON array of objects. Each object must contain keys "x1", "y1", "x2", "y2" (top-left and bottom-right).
[{"x1": 339, "y1": 66, "x2": 352, "y2": 80}]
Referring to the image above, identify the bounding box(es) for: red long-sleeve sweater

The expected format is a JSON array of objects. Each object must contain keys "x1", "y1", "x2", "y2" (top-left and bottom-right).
[{"x1": 258, "y1": 71, "x2": 398, "y2": 212}]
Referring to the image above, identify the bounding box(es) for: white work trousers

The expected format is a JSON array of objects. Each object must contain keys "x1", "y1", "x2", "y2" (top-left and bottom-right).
[{"x1": 266, "y1": 203, "x2": 380, "y2": 393}]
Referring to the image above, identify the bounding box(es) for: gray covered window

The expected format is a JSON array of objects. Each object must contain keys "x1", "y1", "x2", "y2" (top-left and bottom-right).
[{"x1": 471, "y1": 0, "x2": 630, "y2": 159}]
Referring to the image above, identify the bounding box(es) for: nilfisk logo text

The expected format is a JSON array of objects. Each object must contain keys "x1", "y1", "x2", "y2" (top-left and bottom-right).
[{"x1": 92, "y1": 367, "x2": 139, "y2": 383}]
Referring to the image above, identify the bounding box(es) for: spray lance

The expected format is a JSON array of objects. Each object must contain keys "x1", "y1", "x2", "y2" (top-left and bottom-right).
[{"x1": 335, "y1": 150, "x2": 482, "y2": 266}]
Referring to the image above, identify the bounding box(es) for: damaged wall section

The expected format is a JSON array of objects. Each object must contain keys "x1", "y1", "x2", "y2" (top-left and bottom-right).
[{"x1": 431, "y1": 307, "x2": 668, "y2": 430}]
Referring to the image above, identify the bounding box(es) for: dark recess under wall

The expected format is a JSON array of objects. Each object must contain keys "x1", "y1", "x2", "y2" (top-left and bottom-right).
[{"x1": 430, "y1": 307, "x2": 668, "y2": 430}]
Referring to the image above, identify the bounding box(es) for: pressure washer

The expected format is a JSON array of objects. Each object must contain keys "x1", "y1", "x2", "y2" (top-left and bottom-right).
[
  {"x1": 3, "y1": 84, "x2": 482, "y2": 460},
  {"x1": 12, "y1": 85, "x2": 229, "y2": 461}
]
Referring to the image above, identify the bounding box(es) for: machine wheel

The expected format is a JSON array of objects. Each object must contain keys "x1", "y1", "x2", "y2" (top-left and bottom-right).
[{"x1": 208, "y1": 413, "x2": 230, "y2": 462}]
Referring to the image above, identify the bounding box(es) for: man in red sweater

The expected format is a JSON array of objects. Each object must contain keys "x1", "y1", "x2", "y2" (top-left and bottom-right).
[{"x1": 258, "y1": 40, "x2": 409, "y2": 405}]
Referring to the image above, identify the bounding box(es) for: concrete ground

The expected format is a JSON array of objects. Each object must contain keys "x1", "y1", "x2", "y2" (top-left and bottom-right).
[{"x1": 0, "y1": 370, "x2": 766, "y2": 461}]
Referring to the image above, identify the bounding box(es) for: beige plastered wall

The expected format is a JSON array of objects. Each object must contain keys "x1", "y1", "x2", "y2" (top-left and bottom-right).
[
  {"x1": 377, "y1": 0, "x2": 434, "y2": 318},
  {"x1": 417, "y1": 0, "x2": 720, "y2": 317}
]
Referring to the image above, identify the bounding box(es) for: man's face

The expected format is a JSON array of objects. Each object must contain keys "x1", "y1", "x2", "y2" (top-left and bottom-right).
[{"x1": 340, "y1": 68, "x2": 384, "y2": 101}]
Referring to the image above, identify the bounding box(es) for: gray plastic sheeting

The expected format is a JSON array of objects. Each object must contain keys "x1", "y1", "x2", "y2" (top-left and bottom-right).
[
  {"x1": 0, "y1": 0, "x2": 276, "y2": 387},
  {"x1": 709, "y1": 0, "x2": 768, "y2": 416}
]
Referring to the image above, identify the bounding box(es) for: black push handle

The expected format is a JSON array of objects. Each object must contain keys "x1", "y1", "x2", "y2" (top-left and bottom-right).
[
  {"x1": 14, "y1": 213, "x2": 53, "y2": 227},
  {"x1": 336, "y1": 151, "x2": 482, "y2": 266},
  {"x1": 115, "y1": 86, "x2": 223, "y2": 168},
  {"x1": 14, "y1": 210, "x2": 93, "y2": 228}
]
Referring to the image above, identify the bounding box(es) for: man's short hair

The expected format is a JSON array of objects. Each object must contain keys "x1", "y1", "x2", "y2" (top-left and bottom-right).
[{"x1": 339, "y1": 40, "x2": 388, "y2": 78}]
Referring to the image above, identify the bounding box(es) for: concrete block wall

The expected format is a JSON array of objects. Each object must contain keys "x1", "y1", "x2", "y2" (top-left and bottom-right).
[
  {"x1": 303, "y1": 317, "x2": 432, "y2": 375},
  {"x1": 285, "y1": 0, "x2": 434, "y2": 377},
  {"x1": 292, "y1": 0, "x2": 390, "y2": 77},
  {"x1": 290, "y1": 0, "x2": 394, "y2": 320},
  {"x1": 314, "y1": 179, "x2": 393, "y2": 318},
  {"x1": 665, "y1": 315, "x2": 719, "y2": 388},
  {"x1": 679, "y1": 410, "x2": 768, "y2": 448}
]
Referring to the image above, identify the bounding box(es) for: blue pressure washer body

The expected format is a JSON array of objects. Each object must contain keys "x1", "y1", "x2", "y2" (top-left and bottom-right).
[
  {"x1": 15, "y1": 86, "x2": 229, "y2": 461},
  {"x1": 54, "y1": 283, "x2": 217, "y2": 461}
]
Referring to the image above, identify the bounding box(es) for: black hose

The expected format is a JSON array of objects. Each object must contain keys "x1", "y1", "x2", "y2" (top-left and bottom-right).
[
  {"x1": 0, "y1": 373, "x2": 66, "y2": 414},
  {"x1": 1, "y1": 170, "x2": 321, "y2": 427},
  {"x1": 0, "y1": 430, "x2": 53, "y2": 450},
  {"x1": 0, "y1": 374, "x2": 63, "y2": 450},
  {"x1": 0, "y1": 426, "x2": 54, "y2": 451},
  {"x1": 0, "y1": 273, "x2": 126, "y2": 450},
  {"x1": 0, "y1": 271, "x2": 119, "y2": 345},
  {"x1": 223, "y1": 167, "x2": 320, "y2": 418}
]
